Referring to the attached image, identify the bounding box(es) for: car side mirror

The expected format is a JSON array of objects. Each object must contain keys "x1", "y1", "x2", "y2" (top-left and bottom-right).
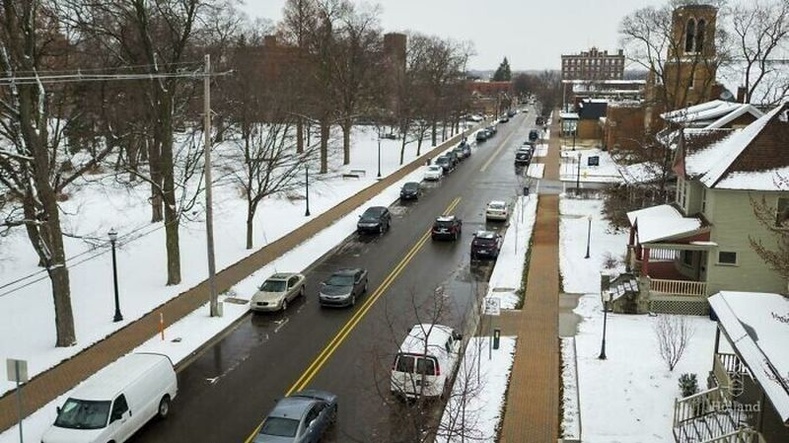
[{"x1": 56, "y1": 406, "x2": 61, "y2": 415}]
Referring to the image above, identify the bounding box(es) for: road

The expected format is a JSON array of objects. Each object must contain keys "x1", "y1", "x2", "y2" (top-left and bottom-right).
[{"x1": 132, "y1": 108, "x2": 542, "y2": 443}]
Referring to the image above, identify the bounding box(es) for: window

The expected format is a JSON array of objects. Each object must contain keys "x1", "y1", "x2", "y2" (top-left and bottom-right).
[
  {"x1": 111, "y1": 395, "x2": 129, "y2": 422},
  {"x1": 775, "y1": 197, "x2": 789, "y2": 228},
  {"x1": 718, "y1": 251, "x2": 737, "y2": 265},
  {"x1": 685, "y1": 18, "x2": 697, "y2": 53},
  {"x1": 696, "y1": 19, "x2": 706, "y2": 52},
  {"x1": 676, "y1": 178, "x2": 687, "y2": 209},
  {"x1": 681, "y1": 250, "x2": 693, "y2": 266},
  {"x1": 701, "y1": 188, "x2": 707, "y2": 213}
]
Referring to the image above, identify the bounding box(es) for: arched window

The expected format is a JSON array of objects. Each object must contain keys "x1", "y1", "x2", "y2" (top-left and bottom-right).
[
  {"x1": 696, "y1": 19, "x2": 706, "y2": 53},
  {"x1": 685, "y1": 18, "x2": 696, "y2": 53}
]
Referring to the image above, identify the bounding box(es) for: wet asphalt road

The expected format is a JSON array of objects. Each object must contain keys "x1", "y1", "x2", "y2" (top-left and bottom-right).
[{"x1": 132, "y1": 108, "x2": 542, "y2": 443}]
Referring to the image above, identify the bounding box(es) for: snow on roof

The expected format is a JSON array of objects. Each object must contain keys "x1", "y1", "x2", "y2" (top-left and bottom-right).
[
  {"x1": 661, "y1": 100, "x2": 745, "y2": 126},
  {"x1": 626, "y1": 204, "x2": 703, "y2": 243},
  {"x1": 708, "y1": 291, "x2": 789, "y2": 425},
  {"x1": 686, "y1": 104, "x2": 789, "y2": 190},
  {"x1": 560, "y1": 112, "x2": 579, "y2": 119}
]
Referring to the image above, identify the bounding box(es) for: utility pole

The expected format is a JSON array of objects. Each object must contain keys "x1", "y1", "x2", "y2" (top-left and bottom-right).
[{"x1": 204, "y1": 54, "x2": 219, "y2": 317}]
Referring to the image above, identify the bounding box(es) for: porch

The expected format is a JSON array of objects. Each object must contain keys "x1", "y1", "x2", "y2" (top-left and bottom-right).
[
  {"x1": 673, "y1": 386, "x2": 763, "y2": 443},
  {"x1": 628, "y1": 247, "x2": 710, "y2": 315}
]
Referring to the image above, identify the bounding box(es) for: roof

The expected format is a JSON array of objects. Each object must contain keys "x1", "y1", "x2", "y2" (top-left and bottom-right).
[
  {"x1": 708, "y1": 291, "x2": 789, "y2": 425},
  {"x1": 626, "y1": 204, "x2": 704, "y2": 243},
  {"x1": 71, "y1": 353, "x2": 171, "y2": 401},
  {"x1": 435, "y1": 215, "x2": 457, "y2": 222},
  {"x1": 269, "y1": 396, "x2": 314, "y2": 419},
  {"x1": 399, "y1": 324, "x2": 455, "y2": 355},
  {"x1": 578, "y1": 100, "x2": 608, "y2": 120},
  {"x1": 487, "y1": 200, "x2": 506, "y2": 207},
  {"x1": 474, "y1": 230, "x2": 499, "y2": 239},
  {"x1": 682, "y1": 102, "x2": 789, "y2": 191}
]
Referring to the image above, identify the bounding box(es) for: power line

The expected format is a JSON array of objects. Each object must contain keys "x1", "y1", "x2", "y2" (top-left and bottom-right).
[{"x1": 0, "y1": 69, "x2": 232, "y2": 86}]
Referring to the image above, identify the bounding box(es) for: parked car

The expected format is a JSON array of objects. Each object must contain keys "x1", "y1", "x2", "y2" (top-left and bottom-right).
[
  {"x1": 452, "y1": 145, "x2": 466, "y2": 161},
  {"x1": 460, "y1": 143, "x2": 471, "y2": 158},
  {"x1": 431, "y1": 215, "x2": 462, "y2": 241},
  {"x1": 423, "y1": 165, "x2": 443, "y2": 181},
  {"x1": 445, "y1": 150, "x2": 460, "y2": 167},
  {"x1": 536, "y1": 116, "x2": 545, "y2": 126},
  {"x1": 400, "y1": 182, "x2": 421, "y2": 201},
  {"x1": 435, "y1": 155, "x2": 453, "y2": 174},
  {"x1": 514, "y1": 147, "x2": 532, "y2": 165},
  {"x1": 507, "y1": 109, "x2": 517, "y2": 117},
  {"x1": 42, "y1": 353, "x2": 177, "y2": 443},
  {"x1": 485, "y1": 200, "x2": 509, "y2": 222},
  {"x1": 470, "y1": 230, "x2": 503, "y2": 260},
  {"x1": 254, "y1": 389, "x2": 338, "y2": 443},
  {"x1": 475, "y1": 130, "x2": 488, "y2": 142},
  {"x1": 318, "y1": 268, "x2": 369, "y2": 308},
  {"x1": 487, "y1": 125, "x2": 498, "y2": 136},
  {"x1": 390, "y1": 324, "x2": 463, "y2": 399},
  {"x1": 251, "y1": 273, "x2": 307, "y2": 312},
  {"x1": 498, "y1": 114, "x2": 510, "y2": 123},
  {"x1": 529, "y1": 129, "x2": 540, "y2": 141},
  {"x1": 357, "y1": 206, "x2": 391, "y2": 234}
]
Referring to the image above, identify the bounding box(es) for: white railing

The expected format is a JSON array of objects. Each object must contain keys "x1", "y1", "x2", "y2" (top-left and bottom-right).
[
  {"x1": 649, "y1": 278, "x2": 707, "y2": 297},
  {"x1": 648, "y1": 248, "x2": 679, "y2": 262},
  {"x1": 673, "y1": 387, "x2": 758, "y2": 443},
  {"x1": 704, "y1": 428, "x2": 765, "y2": 443}
]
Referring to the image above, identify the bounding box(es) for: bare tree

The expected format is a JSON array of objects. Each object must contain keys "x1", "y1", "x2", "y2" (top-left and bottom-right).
[
  {"x1": 729, "y1": 0, "x2": 789, "y2": 105},
  {"x1": 0, "y1": 0, "x2": 114, "y2": 346},
  {"x1": 653, "y1": 314, "x2": 695, "y2": 371},
  {"x1": 749, "y1": 173, "x2": 789, "y2": 286}
]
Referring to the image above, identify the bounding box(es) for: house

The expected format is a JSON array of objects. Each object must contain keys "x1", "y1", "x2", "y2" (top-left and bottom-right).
[
  {"x1": 576, "y1": 99, "x2": 607, "y2": 140},
  {"x1": 672, "y1": 291, "x2": 789, "y2": 443},
  {"x1": 616, "y1": 102, "x2": 789, "y2": 315},
  {"x1": 661, "y1": 100, "x2": 764, "y2": 130}
]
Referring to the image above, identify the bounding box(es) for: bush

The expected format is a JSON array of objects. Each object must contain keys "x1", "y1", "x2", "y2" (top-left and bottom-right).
[{"x1": 678, "y1": 373, "x2": 699, "y2": 397}]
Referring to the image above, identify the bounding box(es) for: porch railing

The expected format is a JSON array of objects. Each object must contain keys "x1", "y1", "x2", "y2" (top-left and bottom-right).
[
  {"x1": 649, "y1": 278, "x2": 707, "y2": 297},
  {"x1": 703, "y1": 428, "x2": 765, "y2": 443},
  {"x1": 648, "y1": 248, "x2": 678, "y2": 262},
  {"x1": 713, "y1": 353, "x2": 749, "y2": 399}
]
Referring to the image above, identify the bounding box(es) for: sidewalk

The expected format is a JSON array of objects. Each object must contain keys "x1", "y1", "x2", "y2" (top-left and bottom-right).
[
  {"x1": 0, "y1": 134, "x2": 464, "y2": 433},
  {"x1": 498, "y1": 114, "x2": 561, "y2": 441}
]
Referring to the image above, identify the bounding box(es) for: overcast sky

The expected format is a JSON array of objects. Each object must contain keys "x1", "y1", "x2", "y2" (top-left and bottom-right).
[{"x1": 239, "y1": 0, "x2": 674, "y2": 71}]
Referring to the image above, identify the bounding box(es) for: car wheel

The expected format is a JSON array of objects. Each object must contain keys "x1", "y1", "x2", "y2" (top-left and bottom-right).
[
  {"x1": 379, "y1": 224, "x2": 384, "y2": 234},
  {"x1": 363, "y1": 279, "x2": 369, "y2": 293},
  {"x1": 281, "y1": 299, "x2": 288, "y2": 311},
  {"x1": 158, "y1": 395, "x2": 171, "y2": 419},
  {"x1": 299, "y1": 287, "x2": 305, "y2": 298},
  {"x1": 351, "y1": 294, "x2": 356, "y2": 306}
]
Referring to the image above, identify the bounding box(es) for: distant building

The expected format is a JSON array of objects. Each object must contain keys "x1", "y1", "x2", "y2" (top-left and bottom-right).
[{"x1": 561, "y1": 47, "x2": 625, "y2": 81}]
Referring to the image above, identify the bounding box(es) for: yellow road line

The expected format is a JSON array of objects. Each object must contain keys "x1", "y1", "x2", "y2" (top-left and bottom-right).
[
  {"x1": 480, "y1": 125, "x2": 518, "y2": 172},
  {"x1": 244, "y1": 196, "x2": 462, "y2": 443}
]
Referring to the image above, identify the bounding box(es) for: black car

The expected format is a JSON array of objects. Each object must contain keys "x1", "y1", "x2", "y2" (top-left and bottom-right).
[
  {"x1": 460, "y1": 143, "x2": 471, "y2": 158},
  {"x1": 470, "y1": 230, "x2": 503, "y2": 260},
  {"x1": 487, "y1": 125, "x2": 498, "y2": 136},
  {"x1": 431, "y1": 215, "x2": 462, "y2": 241},
  {"x1": 400, "y1": 182, "x2": 421, "y2": 201},
  {"x1": 529, "y1": 129, "x2": 540, "y2": 141},
  {"x1": 435, "y1": 155, "x2": 453, "y2": 174},
  {"x1": 515, "y1": 148, "x2": 532, "y2": 165},
  {"x1": 475, "y1": 130, "x2": 488, "y2": 142},
  {"x1": 536, "y1": 116, "x2": 545, "y2": 126},
  {"x1": 507, "y1": 109, "x2": 517, "y2": 117},
  {"x1": 318, "y1": 268, "x2": 369, "y2": 307},
  {"x1": 357, "y1": 206, "x2": 391, "y2": 234}
]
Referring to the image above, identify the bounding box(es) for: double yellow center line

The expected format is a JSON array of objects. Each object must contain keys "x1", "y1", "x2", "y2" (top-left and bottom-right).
[{"x1": 245, "y1": 196, "x2": 462, "y2": 442}]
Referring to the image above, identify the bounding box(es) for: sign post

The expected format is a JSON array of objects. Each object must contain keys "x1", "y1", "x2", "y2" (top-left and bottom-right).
[
  {"x1": 7, "y1": 358, "x2": 28, "y2": 443},
  {"x1": 483, "y1": 297, "x2": 501, "y2": 360}
]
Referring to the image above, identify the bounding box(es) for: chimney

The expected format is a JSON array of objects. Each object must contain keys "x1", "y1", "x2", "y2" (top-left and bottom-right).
[{"x1": 736, "y1": 86, "x2": 747, "y2": 103}]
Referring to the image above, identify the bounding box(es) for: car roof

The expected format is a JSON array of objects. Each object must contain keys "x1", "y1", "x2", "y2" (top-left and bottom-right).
[
  {"x1": 399, "y1": 324, "x2": 455, "y2": 354},
  {"x1": 70, "y1": 353, "x2": 171, "y2": 401},
  {"x1": 402, "y1": 181, "x2": 419, "y2": 187},
  {"x1": 435, "y1": 215, "x2": 456, "y2": 222},
  {"x1": 427, "y1": 165, "x2": 442, "y2": 170},
  {"x1": 267, "y1": 272, "x2": 300, "y2": 281},
  {"x1": 488, "y1": 200, "x2": 506, "y2": 206},
  {"x1": 474, "y1": 230, "x2": 499, "y2": 239},
  {"x1": 331, "y1": 268, "x2": 361, "y2": 276},
  {"x1": 268, "y1": 396, "x2": 316, "y2": 420},
  {"x1": 363, "y1": 206, "x2": 387, "y2": 214}
]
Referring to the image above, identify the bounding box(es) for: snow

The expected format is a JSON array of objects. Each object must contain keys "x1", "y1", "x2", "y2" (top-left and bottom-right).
[
  {"x1": 626, "y1": 204, "x2": 702, "y2": 243},
  {"x1": 708, "y1": 291, "x2": 789, "y2": 423},
  {"x1": 559, "y1": 148, "x2": 622, "y2": 184},
  {"x1": 0, "y1": 119, "x2": 745, "y2": 443},
  {"x1": 561, "y1": 337, "x2": 581, "y2": 439}
]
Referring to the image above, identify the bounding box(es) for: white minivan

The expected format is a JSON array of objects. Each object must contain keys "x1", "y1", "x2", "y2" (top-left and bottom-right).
[
  {"x1": 390, "y1": 324, "x2": 463, "y2": 399},
  {"x1": 42, "y1": 352, "x2": 178, "y2": 443}
]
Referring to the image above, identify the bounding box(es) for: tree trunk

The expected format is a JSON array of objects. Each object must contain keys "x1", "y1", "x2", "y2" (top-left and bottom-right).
[
  {"x1": 400, "y1": 137, "x2": 406, "y2": 165},
  {"x1": 320, "y1": 121, "x2": 330, "y2": 173},
  {"x1": 342, "y1": 120, "x2": 351, "y2": 165},
  {"x1": 148, "y1": 135, "x2": 163, "y2": 222},
  {"x1": 296, "y1": 119, "x2": 304, "y2": 154},
  {"x1": 159, "y1": 94, "x2": 181, "y2": 285}
]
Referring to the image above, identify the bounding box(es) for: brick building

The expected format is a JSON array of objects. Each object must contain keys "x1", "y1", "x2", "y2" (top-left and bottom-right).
[{"x1": 561, "y1": 47, "x2": 625, "y2": 81}]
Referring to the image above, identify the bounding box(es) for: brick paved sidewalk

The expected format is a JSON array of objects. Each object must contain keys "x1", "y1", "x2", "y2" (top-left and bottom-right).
[
  {"x1": 498, "y1": 114, "x2": 561, "y2": 442},
  {"x1": 0, "y1": 134, "x2": 465, "y2": 433}
]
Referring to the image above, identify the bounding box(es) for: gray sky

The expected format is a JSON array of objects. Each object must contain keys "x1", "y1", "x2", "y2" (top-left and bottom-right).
[{"x1": 240, "y1": 0, "x2": 671, "y2": 71}]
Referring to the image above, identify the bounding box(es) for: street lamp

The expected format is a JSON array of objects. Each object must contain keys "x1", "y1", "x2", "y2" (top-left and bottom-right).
[
  {"x1": 108, "y1": 228, "x2": 123, "y2": 322},
  {"x1": 377, "y1": 133, "x2": 382, "y2": 178},
  {"x1": 598, "y1": 290, "x2": 611, "y2": 359},
  {"x1": 304, "y1": 165, "x2": 311, "y2": 217},
  {"x1": 572, "y1": 129, "x2": 576, "y2": 151},
  {"x1": 585, "y1": 215, "x2": 592, "y2": 259},
  {"x1": 576, "y1": 152, "x2": 582, "y2": 195}
]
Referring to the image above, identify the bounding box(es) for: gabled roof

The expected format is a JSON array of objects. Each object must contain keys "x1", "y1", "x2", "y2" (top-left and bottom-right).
[
  {"x1": 683, "y1": 102, "x2": 789, "y2": 191},
  {"x1": 626, "y1": 204, "x2": 704, "y2": 243},
  {"x1": 708, "y1": 291, "x2": 789, "y2": 425},
  {"x1": 661, "y1": 100, "x2": 756, "y2": 127}
]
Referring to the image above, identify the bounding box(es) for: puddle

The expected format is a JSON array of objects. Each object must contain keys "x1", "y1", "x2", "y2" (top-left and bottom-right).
[{"x1": 559, "y1": 292, "x2": 582, "y2": 337}]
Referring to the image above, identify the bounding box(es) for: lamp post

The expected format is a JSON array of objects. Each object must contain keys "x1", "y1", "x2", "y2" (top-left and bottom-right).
[
  {"x1": 598, "y1": 291, "x2": 611, "y2": 359},
  {"x1": 304, "y1": 165, "x2": 311, "y2": 217},
  {"x1": 377, "y1": 133, "x2": 382, "y2": 178},
  {"x1": 108, "y1": 228, "x2": 123, "y2": 322},
  {"x1": 576, "y1": 152, "x2": 582, "y2": 195},
  {"x1": 572, "y1": 128, "x2": 576, "y2": 151},
  {"x1": 585, "y1": 215, "x2": 592, "y2": 259}
]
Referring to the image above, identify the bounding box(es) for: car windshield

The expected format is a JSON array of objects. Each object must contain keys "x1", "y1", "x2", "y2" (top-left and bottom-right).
[
  {"x1": 428, "y1": 166, "x2": 441, "y2": 172},
  {"x1": 435, "y1": 220, "x2": 454, "y2": 228},
  {"x1": 489, "y1": 203, "x2": 505, "y2": 210},
  {"x1": 326, "y1": 274, "x2": 354, "y2": 286},
  {"x1": 403, "y1": 183, "x2": 418, "y2": 191},
  {"x1": 260, "y1": 280, "x2": 287, "y2": 292},
  {"x1": 259, "y1": 417, "x2": 300, "y2": 438},
  {"x1": 436, "y1": 157, "x2": 449, "y2": 165},
  {"x1": 473, "y1": 238, "x2": 496, "y2": 246},
  {"x1": 54, "y1": 398, "x2": 111, "y2": 430}
]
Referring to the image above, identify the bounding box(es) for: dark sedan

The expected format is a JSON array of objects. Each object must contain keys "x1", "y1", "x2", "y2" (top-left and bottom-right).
[
  {"x1": 318, "y1": 268, "x2": 369, "y2": 307},
  {"x1": 356, "y1": 206, "x2": 391, "y2": 234},
  {"x1": 254, "y1": 389, "x2": 338, "y2": 443},
  {"x1": 470, "y1": 230, "x2": 503, "y2": 260},
  {"x1": 400, "y1": 182, "x2": 421, "y2": 201}
]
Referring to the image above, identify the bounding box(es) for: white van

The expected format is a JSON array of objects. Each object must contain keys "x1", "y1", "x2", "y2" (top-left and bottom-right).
[
  {"x1": 390, "y1": 324, "x2": 463, "y2": 399},
  {"x1": 42, "y1": 352, "x2": 178, "y2": 443}
]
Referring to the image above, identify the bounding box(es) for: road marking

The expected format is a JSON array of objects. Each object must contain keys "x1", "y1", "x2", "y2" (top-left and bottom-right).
[
  {"x1": 480, "y1": 124, "x2": 518, "y2": 173},
  {"x1": 244, "y1": 196, "x2": 462, "y2": 443}
]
